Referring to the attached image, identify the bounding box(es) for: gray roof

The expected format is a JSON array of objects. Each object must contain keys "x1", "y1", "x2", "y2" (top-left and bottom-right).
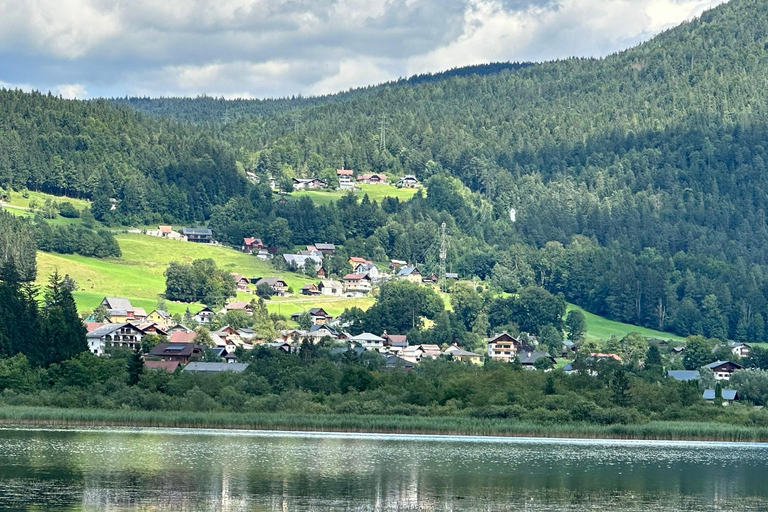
[
  {"x1": 283, "y1": 254, "x2": 323, "y2": 267},
  {"x1": 703, "y1": 389, "x2": 738, "y2": 401},
  {"x1": 518, "y1": 352, "x2": 554, "y2": 365},
  {"x1": 314, "y1": 243, "x2": 336, "y2": 250},
  {"x1": 705, "y1": 360, "x2": 743, "y2": 370},
  {"x1": 182, "y1": 228, "x2": 212, "y2": 236},
  {"x1": 563, "y1": 363, "x2": 574, "y2": 371},
  {"x1": 398, "y1": 266, "x2": 420, "y2": 276},
  {"x1": 445, "y1": 272, "x2": 459, "y2": 279},
  {"x1": 182, "y1": 362, "x2": 248, "y2": 373},
  {"x1": 87, "y1": 323, "x2": 130, "y2": 338},
  {"x1": 351, "y1": 332, "x2": 385, "y2": 343},
  {"x1": 447, "y1": 348, "x2": 481, "y2": 357},
  {"x1": 667, "y1": 370, "x2": 701, "y2": 381},
  {"x1": 102, "y1": 297, "x2": 133, "y2": 311}
]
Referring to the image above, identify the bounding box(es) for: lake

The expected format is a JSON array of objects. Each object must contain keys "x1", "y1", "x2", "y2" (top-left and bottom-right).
[{"x1": 1, "y1": 427, "x2": 767, "y2": 511}]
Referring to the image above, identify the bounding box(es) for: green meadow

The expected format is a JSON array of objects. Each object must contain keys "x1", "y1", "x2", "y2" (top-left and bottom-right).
[
  {"x1": 566, "y1": 303, "x2": 685, "y2": 344},
  {"x1": 290, "y1": 183, "x2": 419, "y2": 205}
]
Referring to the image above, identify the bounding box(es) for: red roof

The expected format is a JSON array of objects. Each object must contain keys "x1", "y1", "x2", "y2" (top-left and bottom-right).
[
  {"x1": 337, "y1": 169, "x2": 354, "y2": 176},
  {"x1": 86, "y1": 322, "x2": 107, "y2": 333},
  {"x1": 590, "y1": 353, "x2": 623, "y2": 362},
  {"x1": 344, "y1": 273, "x2": 368, "y2": 281},
  {"x1": 144, "y1": 360, "x2": 180, "y2": 372},
  {"x1": 349, "y1": 257, "x2": 367, "y2": 264},
  {"x1": 170, "y1": 331, "x2": 196, "y2": 343}
]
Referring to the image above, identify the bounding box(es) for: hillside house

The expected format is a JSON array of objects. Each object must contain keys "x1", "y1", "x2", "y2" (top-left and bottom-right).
[
  {"x1": 337, "y1": 169, "x2": 354, "y2": 190},
  {"x1": 291, "y1": 308, "x2": 333, "y2": 325},
  {"x1": 706, "y1": 361, "x2": 743, "y2": 381},
  {"x1": 146, "y1": 309, "x2": 172, "y2": 328},
  {"x1": 146, "y1": 225, "x2": 187, "y2": 241},
  {"x1": 703, "y1": 389, "x2": 739, "y2": 404},
  {"x1": 283, "y1": 254, "x2": 323, "y2": 272},
  {"x1": 444, "y1": 344, "x2": 482, "y2": 364},
  {"x1": 181, "y1": 228, "x2": 213, "y2": 243},
  {"x1": 486, "y1": 332, "x2": 534, "y2": 362},
  {"x1": 292, "y1": 178, "x2": 328, "y2": 190},
  {"x1": 343, "y1": 274, "x2": 372, "y2": 296},
  {"x1": 169, "y1": 331, "x2": 196, "y2": 343},
  {"x1": 445, "y1": 272, "x2": 459, "y2": 281},
  {"x1": 667, "y1": 370, "x2": 701, "y2": 381},
  {"x1": 149, "y1": 343, "x2": 203, "y2": 364},
  {"x1": 255, "y1": 277, "x2": 289, "y2": 296},
  {"x1": 301, "y1": 283, "x2": 320, "y2": 296},
  {"x1": 357, "y1": 173, "x2": 387, "y2": 184},
  {"x1": 318, "y1": 279, "x2": 344, "y2": 296},
  {"x1": 396, "y1": 175, "x2": 420, "y2": 188},
  {"x1": 87, "y1": 323, "x2": 146, "y2": 355},
  {"x1": 314, "y1": 243, "x2": 336, "y2": 255},
  {"x1": 354, "y1": 262, "x2": 380, "y2": 279},
  {"x1": 728, "y1": 342, "x2": 751, "y2": 358},
  {"x1": 518, "y1": 351, "x2": 556, "y2": 369},
  {"x1": 382, "y1": 332, "x2": 408, "y2": 349},
  {"x1": 397, "y1": 266, "x2": 422, "y2": 283},
  {"x1": 351, "y1": 332, "x2": 385, "y2": 351},
  {"x1": 221, "y1": 301, "x2": 253, "y2": 315},
  {"x1": 232, "y1": 274, "x2": 251, "y2": 293},
  {"x1": 194, "y1": 306, "x2": 215, "y2": 324},
  {"x1": 390, "y1": 259, "x2": 407, "y2": 270},
  {"x1": 308, "y1": 324, "x2": 341, "y2": 342},
  {"x1": 242, "y1": 237, "x2": 264, "y2": 254},
  {"x1": 99, "y1": 297, "x2": 147, "y2": 323}
]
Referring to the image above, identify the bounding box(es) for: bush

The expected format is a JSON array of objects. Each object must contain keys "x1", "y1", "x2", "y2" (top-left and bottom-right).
[{"x1": 58, "y1": 202, "x2": 80, "y2": 218}]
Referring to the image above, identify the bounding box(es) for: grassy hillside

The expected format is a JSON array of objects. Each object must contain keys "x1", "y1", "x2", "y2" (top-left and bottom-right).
[
  {"x1": 290, "y1": 183, "x2": 418, "y2": 205},
  {"x1": 36, "y1": 233, "x2": 374, "y2": 318},
  {"x1": 566, "y1": 304, "x2": 685, "y2": 344}
]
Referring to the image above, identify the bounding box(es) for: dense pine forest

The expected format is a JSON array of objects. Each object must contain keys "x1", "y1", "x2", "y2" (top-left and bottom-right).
[{"x1": 4, "y1": 0, "x2": 768, "y2": 342}]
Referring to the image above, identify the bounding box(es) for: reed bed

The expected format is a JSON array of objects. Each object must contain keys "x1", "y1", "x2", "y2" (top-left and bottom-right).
[{"x1": 1, "y1": 406, "x2": 768, "y2": 442}]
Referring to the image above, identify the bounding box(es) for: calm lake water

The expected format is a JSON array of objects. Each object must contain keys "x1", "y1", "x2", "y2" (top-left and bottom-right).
[{"x1": 1, "y1": 427, "x2": 767, "y2": 511}]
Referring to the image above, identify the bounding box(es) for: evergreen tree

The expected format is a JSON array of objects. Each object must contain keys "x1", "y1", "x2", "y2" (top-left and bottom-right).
[{"x1": 127, "y1": 349, "x2": 144, "y2": 386}]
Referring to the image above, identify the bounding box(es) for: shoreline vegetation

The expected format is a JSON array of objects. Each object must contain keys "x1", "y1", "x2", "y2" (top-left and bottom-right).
[{"x1": 2, "y1": 406, "x2": 768, "y2": 443}]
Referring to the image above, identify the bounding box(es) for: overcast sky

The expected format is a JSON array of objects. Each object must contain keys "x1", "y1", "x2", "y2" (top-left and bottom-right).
[{"x1": 0, "y1": 0, "x2": 726, "y2": 100}]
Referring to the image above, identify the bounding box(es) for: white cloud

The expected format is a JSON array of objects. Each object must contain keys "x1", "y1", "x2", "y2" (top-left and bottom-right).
[
  {"x1": 54, "y1": 83, "x2": 89, "y2": 99},
  {"x1": 0, "y1": 0, "x2": 730, "y2": 98}
]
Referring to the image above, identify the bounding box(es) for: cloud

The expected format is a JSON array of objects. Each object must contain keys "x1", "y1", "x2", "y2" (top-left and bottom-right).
[{"x1": 0, "y1": 0, "x2": 728, "y2": 99}]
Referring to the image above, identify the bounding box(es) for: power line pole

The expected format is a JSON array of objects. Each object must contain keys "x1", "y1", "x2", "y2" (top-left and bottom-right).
[
  {"x1": 439, "y1": 222, "x2": 447, "y2": 293},
  {"x1": 292, "y1": 111, "x2": 301, "y2": 135},
  {"x1": 379, "y1": 114, "x2": 387, "y2": 152}
]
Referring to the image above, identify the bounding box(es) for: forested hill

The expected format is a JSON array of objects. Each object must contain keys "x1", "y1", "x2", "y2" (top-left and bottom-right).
[
  {"x1": 0, "y1": 90, "x2": 247, "y2": 224},
  {"x1": 110, "y1": 62, "x2": 531, "y2": 125},
  {"x1": 115, "y1": 0, "x2": 768, "y2": 341}
]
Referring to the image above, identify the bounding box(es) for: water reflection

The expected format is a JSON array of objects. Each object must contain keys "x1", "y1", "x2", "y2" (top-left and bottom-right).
[{"x1": 1, "y1": 427, "x2": 767, "y2": 511}]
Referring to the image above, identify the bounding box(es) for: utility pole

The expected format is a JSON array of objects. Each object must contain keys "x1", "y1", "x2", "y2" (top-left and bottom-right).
[
  {"x1": 439, "y1": 222, "x2": 447, "y2": 293},
  {"x1": 379, "y1": 114, "x2": 387, "y2": 152},
  {"x1": 292, "y1": 111, "x2": 301, "y2": 135}
]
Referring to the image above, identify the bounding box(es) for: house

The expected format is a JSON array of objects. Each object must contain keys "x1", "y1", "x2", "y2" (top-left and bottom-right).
[
  {"x1": 135, "y1": 323, "x2": 168, "y2": 336},
  {"x1": 292, "y1": 178, "x2": 328, "y2": 190},
  {"x1": 237, "y1": 328, "x2": 256, "y2": 342},
  {"x1": 318, "y1": 280, "x2": 344, "y2": 296},
  {"x1": 283, "y1": 254, "x2": 323, "y2": 272},
  {"x1": 308, "y1": 324, "x2": 341, "y2": 342},
  {"x1": 390, "y1": 259, "x2": 407, "y2": 269},
  {"x1": 98, "y1": 297, "x2": 147, "y2": 323},
  {"x1": 445, "y1": 272, "x2": 459, "y2": 281},
  {"x1": 349, "y1": 256, "x2": 369, "y2": 266},
  {"x1": 314, "y1": 243, "x2": 336, "y2": 255},
  {"x1": 242, "y1": 237, "x2": 264, "y2": 254},
  {"x1": 182, "y1": 362, "x2": 249, "y2": 373},
  {"x1": 167, "y1": 324, "x2": 192, "y2": 334},
  {"x1": 264, "y1": 341, "x2": 292, "y2": 353},
  {"x1": 420, "y1": 344, "x2": 442, "y2": 359},
  {"x1": 301, "y1": 283, "x2": 320, "y2": 296},
  {"x1": 254, "y1": 277, "x2": 289, "y2": 296},
  {"x1": 703, "y1": 389, "x2": 739, "y2": 404},
  {"x1": 181, "y1": 228, "x2": 213, "y2": 244},
  {"x1": 396, "y1": 175, "x2": 420, "y2": 188},
  {"x1": 401, "y1": 345, "x2": 426, "y2": 364},
  {"x1": 343, "y1": 274, "x2": 372, "y2": 295},
  {"x1": 170, "y1": 331, "x2": 197, "y2": 343},
  {"x1": 486, "y1": 332, "x2": 533, "y2": 362},
  {"x1": 290, "y1": 308, "x2": 333, "y2": 325},
  {"x1": 354, "y1": 262, "x2": 380, "y2": 280},
  {"x1": 146, "y1": 309, "x2": 172, "y2": 328},
  {"x1": 337, "y1": 169, "x2": 354, "y2": 190},
  {"x1": 397, "y1": 266, "x2": 422, "y2": 283},
  {"x1": 728, "y1": 342, "x2": 751, "y2": 358},
  {"x1": 144, "y1": 360, "x2": 180, "y2": 373},
  {"x1": 384, "y1": 354, "x2": 416, "y2": 370},
  {"x1": 356, "y1": 173, "x2": 387, "y2": 184},
  {"x1": 444, "y1": 345, "x2": 483, "y2": 364},
  {"x1": 351, "y1": 333, "x2": 385, "y2": 351},
  {"x1": 255, "y1": 249, "x2": 271, "y2": 260},
  {"x1": 221, "y1": 301, "x2": 253, "y2": 315},
  {"x1": 518, "y1": 351, "x2": 556, "y2": 369},
  {"x1": 194, "y1": 306, "x2": 215, "y2": 324},
  {"x1": 667, "y1": 370, "x2": 701, "y2": 381},
  {"x1": 671, "y1": 346, "x2": 685, "y2": 355},
  {"x1": 86, "y1": 323, "x2": 146, "y2": 355},
  {"x1": 382, "y1": 332, "x2": 408, "y2": 348},
  {"x1": 706, "y1": 361, "x2": 743, "y2": 381},
  {"x1": 149, "y1": 343, "x2": 203, "y2": 364},
  {"x1": 146, "y1": 225, "x2": 187, "y2": 241},
  {"x1": 232, "y1": 274, "x2": 251, "y2": 293}
]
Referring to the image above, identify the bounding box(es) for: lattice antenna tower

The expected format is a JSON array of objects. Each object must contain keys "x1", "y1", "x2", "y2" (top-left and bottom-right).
[{"x1": 439, "y1": 222, "x2": 447, "y2": 292}]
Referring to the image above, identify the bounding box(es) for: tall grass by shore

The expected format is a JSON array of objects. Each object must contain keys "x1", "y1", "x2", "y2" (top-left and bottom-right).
[{"x1": 1, "y1": 406, "x2": 767, "y2": 442}]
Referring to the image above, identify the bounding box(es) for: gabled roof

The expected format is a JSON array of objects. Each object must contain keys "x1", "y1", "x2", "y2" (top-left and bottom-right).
[
  {"x1": 170, "y1": 331, "x2": 197, "y2": 343},
  {"x1": 283, "y1": 254, "x2": 323, "y2": 266},
  {"x1": 149, "y1": 343, "x2": 202, "y2": 357},
  {"x1": 703, "y1": 389, "x2": 738, "y2": 400},
  {"x1": 705, "y1": 360, "x2": 743, "y2": 370},
  {"x1": 314, "y1": 243, "x2": 336, "y2": 250},
  {"x1": 397, "y1": 266, "x2": 420, "y2": 276},
  {"x1": 309, "y1": 324, "x2": 339, "y2": 336},
  {"x1": 243, "y1": 237, "x2": 262, "y2": 245},
  {"x1": 446, "y1": 348, "x2": 481, "y2": 357},
  {"x1": 182, "y1": 362, "x2": 249, "y2": 373},
  {"x1": 224, "y1": 301, "x2": 251, "y2": 310},
  {"x1": 349, "y1": 257, "x2": 368, "y2": 264},
  {"x1": 256, "y1": 277, "x2": 288, "y2": 287},
  {"x1": 518, "y1": 351, "x2": 555, "y2": 365},
  {"x1": 308, "y1": 307, "x2": 330, "y2": 316},
  {"x1": 182, "y1": 228, "x2": 212, "y2": 236},
  {"x1": 86, "y1": 323, "x2": 132, "y2": 338},
  {"x1": 144, "y1": 360, "x2": 180, "y2": 373},
  {"x1": 150, "y1": 309, "x2": 172, "y2": 319},
  {"x1": 351, "y1": 332, "x2": 385, "y2": 343},
  {"x1": 344, "y1": 273, "x2": 370, "y2": 281},
  {"x1": 319, "y1": 280, "x2": 343, "y2": 289},
  {"x1": 667, "y1": 370, "x2": 701, "y2": 381},
  {"x1": 102, "y1": 297, "x2": 133, "y2": 311},
  {"x1": 445, "y1": 272, "x2": 459, "y2": 279},
  {"x1": 337, "y1": 169, "x2": 354, "y2": 176}
]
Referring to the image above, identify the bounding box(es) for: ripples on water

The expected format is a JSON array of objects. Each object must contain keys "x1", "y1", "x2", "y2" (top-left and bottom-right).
[{"x1": 0, "y1": 427, "x2": 766, "y2": 511}]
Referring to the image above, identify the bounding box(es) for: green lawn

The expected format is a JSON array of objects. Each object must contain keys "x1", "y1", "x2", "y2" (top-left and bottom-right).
[
  {"x1": 4, "y1": 190, "x2": 91, "y2": 210},
  {"x1": 36, "y1": 233, "x2": 373, "y2": 317},
  {"x1": 290, "y1": 183, "x2": 418, "y2": 205},
  {"x1": 566, "y1": 303, "x2": 685, "y2": 344}
]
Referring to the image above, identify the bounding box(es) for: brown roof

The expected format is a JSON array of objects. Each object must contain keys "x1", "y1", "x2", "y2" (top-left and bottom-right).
[
  {"x1": 337, "y1": 169, "x2": 354, "y2": 176},
  {"x1": 150, "y1": 342, "x2": 202, "y2": 357},
  {"x1": 344, "y1": 273, "x2": 369, "y2": 281},
  {"x1": 144, "y1": 360, "x2": 180, "y2": 372},
  {"x1": 159, "y1": 225, "x2": 172, "y2": 233},
  {"x1": 170, "y1": 331, "x2": 196, "y2": 343}
]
